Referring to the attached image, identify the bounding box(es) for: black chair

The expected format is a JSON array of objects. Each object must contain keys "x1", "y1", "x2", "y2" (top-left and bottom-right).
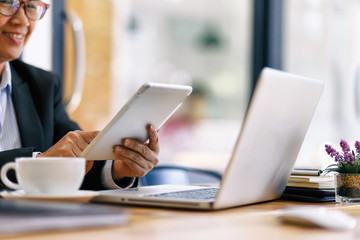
[{"x1": 139, "y1": 164, "x2": 222, "y2": 186}]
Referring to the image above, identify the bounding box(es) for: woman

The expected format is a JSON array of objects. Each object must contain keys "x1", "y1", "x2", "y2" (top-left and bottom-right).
[{"x1": 0, "y1": 0, "x2": 159, "y2": 190}]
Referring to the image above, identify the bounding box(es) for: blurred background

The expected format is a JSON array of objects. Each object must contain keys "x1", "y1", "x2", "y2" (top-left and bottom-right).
[{"x1": 22, "y1": 0, "x2": 360, "y2": 172}]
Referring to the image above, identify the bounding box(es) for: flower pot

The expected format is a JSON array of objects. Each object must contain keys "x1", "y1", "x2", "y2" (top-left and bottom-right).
[{"x1": 335, "y1": 173, "x2": 360, "y2": 203}]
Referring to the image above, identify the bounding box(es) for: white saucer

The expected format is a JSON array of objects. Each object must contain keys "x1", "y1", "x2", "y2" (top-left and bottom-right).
[{"x1": 0, "y1": 190, "x2": 99, "y2": 203}]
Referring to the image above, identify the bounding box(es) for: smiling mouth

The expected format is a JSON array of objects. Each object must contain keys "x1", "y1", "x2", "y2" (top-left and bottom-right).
[{"x1": 3, "y1": 32, "x2": 25, "y2": 40}]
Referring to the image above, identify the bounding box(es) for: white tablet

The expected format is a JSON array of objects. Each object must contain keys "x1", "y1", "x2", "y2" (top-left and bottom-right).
[{"x1": 81, "y1": 82, "x2": 193, "y2": 160}]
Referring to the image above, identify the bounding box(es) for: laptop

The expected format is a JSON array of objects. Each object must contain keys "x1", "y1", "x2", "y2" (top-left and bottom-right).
[{"x1": 92, "y1": 68, "x2": 324, "y2": 210}]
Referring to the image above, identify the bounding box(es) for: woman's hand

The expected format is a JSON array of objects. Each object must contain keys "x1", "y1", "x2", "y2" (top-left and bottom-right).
[
  {"x1": 112, "y1": 125, "x2": 160, "y2": 180},
  {"x1": 37, "y1": 130, "x2": 99, "y2": 174}
]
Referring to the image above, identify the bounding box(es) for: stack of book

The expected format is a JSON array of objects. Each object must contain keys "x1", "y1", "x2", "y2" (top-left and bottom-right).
[
  {"x1": 287, "y1": 174, "x2": 335, "y2": 189},
  {"x1": 281, "y1": 169, "x2": 336, "y2": 202}
]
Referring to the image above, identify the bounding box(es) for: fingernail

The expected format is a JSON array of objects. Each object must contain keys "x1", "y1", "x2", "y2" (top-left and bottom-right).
[
  {"x1": 113, "y1": 146, "x2": 121, "y2": 153},
  {"x1": 124, "y1": 139, "x2": 131, "y2": 147}
]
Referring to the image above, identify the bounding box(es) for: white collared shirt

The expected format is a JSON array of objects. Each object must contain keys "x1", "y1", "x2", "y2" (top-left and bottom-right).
[{"x1": 0, "y1": 62, "x2": 21, "y2": 151}]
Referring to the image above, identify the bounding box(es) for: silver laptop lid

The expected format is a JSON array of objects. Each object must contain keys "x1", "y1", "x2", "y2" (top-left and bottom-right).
[{"x1": 214, "y1": 68, "x2": 324, "y2": 209}]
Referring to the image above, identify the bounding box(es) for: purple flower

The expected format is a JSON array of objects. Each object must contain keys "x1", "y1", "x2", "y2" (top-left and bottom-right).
[
  {"x1": 340, "y1": 139, "x2": 351, "y2": 153},
  {"x1": 344, "y1": 152, "x2": 355, "y2": 165},
  {"x1": 325, "y1": 139, "x2": 360, "y2": 172},
  {"x1": 355, "y1": 141, "x2": 360, "y2": 154},
  {"x1": 325, "y1": 144, "x2": 336, "y2": 156},
  {"x1": 335, "y1": 153, "x2": 345, "y2": 163},
  {"x1": 325, "y1": 144, "x2": 339, "y2": 158},
  {"x1": 325, "y1": 144, "x2": 345, "y2": 162}
]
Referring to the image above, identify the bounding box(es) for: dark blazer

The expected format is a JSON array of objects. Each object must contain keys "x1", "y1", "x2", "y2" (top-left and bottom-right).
[{"x1": 0, "y1": 59, "x2": 107, "y2": 190}]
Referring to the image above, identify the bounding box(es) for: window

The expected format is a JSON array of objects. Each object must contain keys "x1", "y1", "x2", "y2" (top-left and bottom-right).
[
  {"x1": 283, "y1": 0, "x2": 360, "y2": 167},
  {"x1": 116, "y1": 0, "x2": 253, "y2": 167}
]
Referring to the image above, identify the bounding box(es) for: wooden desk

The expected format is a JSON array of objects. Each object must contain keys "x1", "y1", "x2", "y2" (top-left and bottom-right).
[{"x1": 2, "y1": 200, "x2": 360, "y2": 240}]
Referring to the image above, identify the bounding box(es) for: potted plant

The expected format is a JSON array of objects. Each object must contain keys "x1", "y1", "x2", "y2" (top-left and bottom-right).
[{"x1": 325, "y1": 139, "x2": 360, "y2": 203}]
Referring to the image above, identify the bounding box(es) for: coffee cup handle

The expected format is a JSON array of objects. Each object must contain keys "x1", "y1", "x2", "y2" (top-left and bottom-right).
[{"x1": 1, "y1": 162, "x2": 21, "y2": 190}]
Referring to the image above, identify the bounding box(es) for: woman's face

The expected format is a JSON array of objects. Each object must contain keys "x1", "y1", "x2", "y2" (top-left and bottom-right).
[{"x1": 0, "y1": 5, "x2": 36, "y2": 64}]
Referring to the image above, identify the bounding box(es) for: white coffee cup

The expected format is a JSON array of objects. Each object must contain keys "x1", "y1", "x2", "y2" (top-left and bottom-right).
[{"x1": 0, "y1": 157, "x2": 86, "y2": 195}]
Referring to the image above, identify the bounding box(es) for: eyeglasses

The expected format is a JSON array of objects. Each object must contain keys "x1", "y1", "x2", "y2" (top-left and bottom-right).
[{"x1": 0, "y1": 0, "x2": 50, "y2": 21}]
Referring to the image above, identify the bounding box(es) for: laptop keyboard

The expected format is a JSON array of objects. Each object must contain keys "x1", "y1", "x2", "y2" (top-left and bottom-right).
[{"x1": 147, "y1": 187, "x2": 218, "y2": 200}]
